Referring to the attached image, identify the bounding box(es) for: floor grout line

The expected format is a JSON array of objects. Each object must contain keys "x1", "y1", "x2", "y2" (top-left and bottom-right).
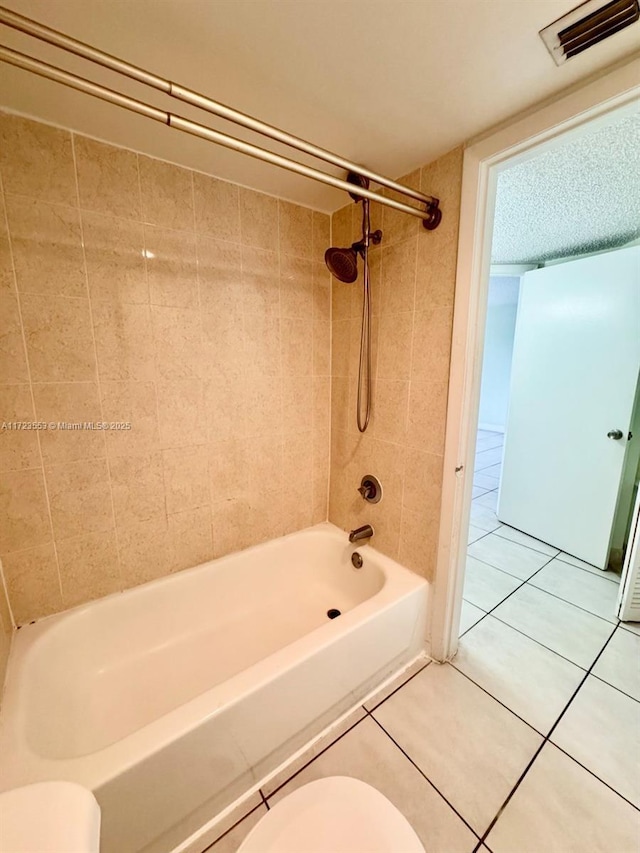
[
  {"x1": 367, "y1": 711, "x2": 482, "y2": 842},
  {"x1": 475, "y1": 622, "x2": 623, "y2": 846},
  {"x1": 200, "y1": 802, "x2": 265, "y2": 853}
]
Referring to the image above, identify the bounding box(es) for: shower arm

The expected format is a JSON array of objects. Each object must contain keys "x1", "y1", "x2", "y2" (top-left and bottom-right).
[{"x1": 0, "y1": 6, "x2": 442, "y2": 229}]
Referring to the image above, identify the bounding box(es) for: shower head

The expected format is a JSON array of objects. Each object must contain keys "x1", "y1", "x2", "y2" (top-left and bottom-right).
[{"x1": 324, "y1": 245, "x2": 359, "y2": 283}]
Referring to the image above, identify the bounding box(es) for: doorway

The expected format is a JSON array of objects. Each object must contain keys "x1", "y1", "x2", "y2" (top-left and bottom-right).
[{"x1": 429, "y1": 56, "x2": 640, "y2": 665}]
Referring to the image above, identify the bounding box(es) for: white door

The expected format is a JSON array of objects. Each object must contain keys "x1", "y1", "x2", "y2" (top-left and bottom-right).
[
  {"x1": 618, "y1": 486, "x2": 640, "y2": 622},
  {"x1": 497, "y1": 246, "x2": 640, "y2": 569}
]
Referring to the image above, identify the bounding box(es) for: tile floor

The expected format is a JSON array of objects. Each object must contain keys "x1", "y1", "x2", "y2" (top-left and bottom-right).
[{"x1": 205, "y1": 431, "x2": 640, "y2": 852}]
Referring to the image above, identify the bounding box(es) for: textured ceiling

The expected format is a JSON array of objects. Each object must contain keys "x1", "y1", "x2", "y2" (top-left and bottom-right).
[
  {"x1": 0, "y1": 0, "x2": 638, "y2": 211},
  {"x1": 492, "y1": 110, "x2": 640, "y2": 264}
]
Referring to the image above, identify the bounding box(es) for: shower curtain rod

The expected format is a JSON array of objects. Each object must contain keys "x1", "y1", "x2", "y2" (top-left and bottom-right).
[
  {"x1": 0, "y1": 45, "x2": 440, "y2": 224},
  {"x1": 0, "y1": 6, "x2": 441, "y2": 227}
]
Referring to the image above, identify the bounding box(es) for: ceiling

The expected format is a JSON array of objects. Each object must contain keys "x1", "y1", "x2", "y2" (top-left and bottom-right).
[
  {"x1": 492, "y1": 108, "x2": 640, "y2": 264},
  {"x1": 0, "y1": 0, "x2": 638, "y2": 212}
]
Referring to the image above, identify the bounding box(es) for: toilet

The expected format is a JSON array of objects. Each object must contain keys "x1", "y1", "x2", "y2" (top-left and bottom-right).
[
  {"x1": 238, "y1": 776, "x2": 425, "y2": 853},
  {"x1": 0, "y1": 782, "x2": 100, "y2": 853}
]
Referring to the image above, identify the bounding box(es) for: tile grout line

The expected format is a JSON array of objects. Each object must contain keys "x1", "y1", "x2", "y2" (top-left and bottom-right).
[
  {"x1": 200, "y1": 802, "x2": 266, "y2": 853},
  {"x1": 367, "y1": 711, "x2": 482, "y2": 843},
  {"x1": 475, "y1": 621, "x2": 624, "y2": 848}
]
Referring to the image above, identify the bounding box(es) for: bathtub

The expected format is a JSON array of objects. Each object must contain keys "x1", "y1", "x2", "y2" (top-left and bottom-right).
[{"x1": 0, "y1": 522, "x2": 428, "y2": 852}]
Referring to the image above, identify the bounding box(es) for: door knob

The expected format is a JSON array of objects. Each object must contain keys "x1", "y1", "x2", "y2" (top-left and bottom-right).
[{"x1": 607, "y1": 429, "x2": 624, "y2": 440}]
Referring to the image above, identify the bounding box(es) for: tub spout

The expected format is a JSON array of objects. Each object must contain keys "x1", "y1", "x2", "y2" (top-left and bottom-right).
[{"x1": 349, "y1": 524, "x2": 374, "y2": 544}]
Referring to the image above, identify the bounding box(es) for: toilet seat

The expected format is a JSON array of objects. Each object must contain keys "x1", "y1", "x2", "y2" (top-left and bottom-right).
[{"x1": 237, "y1": 776, "x2": 425, "y2": 853}]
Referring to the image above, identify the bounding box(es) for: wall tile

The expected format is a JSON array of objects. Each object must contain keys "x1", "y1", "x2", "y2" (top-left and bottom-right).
[
  {"x1": 163, "y1": 445, "x2": 209, "y2": 514},
  {"x1": 156, "y1": 379, "x2": 205, "y2": 448},
  {"x1": 380, "y1": 238, "x2": 417, "y2": 315},
  {"x1": 109, "y1": 452, "x2": 165, "y2": 526},
  {"x1": 1, "y1": 544, "x2": 61, "y2": 624},
  {"x1": 411, "y1": 307, "x2": 453, "y2": 383},
  {"x1": 100, "y1": 380, "x2": 159, "y2": 457},
  {"x1": 377, "y1": 311, "x2": 413, "y2": 380},
  {"x1": 406, "y1": 379, "x2": 449, "y2": 455},
  {"x1": 193, "y1": 173, "x2": 240, "y2": 242},
  {"x1": 279, "y1": 200, "x2": 312, "y2": 259},
  {"x1": 145, "y1": 225, "x2": 198, "y2": 309},
  {"x1": 280, "y1": 255, "x2": 313, "y2": 318},
  {"x1": 243, "y1": 313, "x2": 281, "y2": 376},
  {"x1": 197, "y1": 235, "x2": 242, "y2": 317},
  {"x1": 139, "y1": 156, "x2": 194, "y2": 231},
  {"x1": 312, "y1": 211, "x2": 330, "y2": 265},
  {"x1": 243, "y1": 373, "x2": 282, "y2": 437},
  {"x1": 0, "y1": 468, "x2": 52, "y2": 553},
  {"x1": 0, "y1": 384, "x2": 39, "y2": 472},
  {"x1": 57, "y1": 530, "x2": 121, "y2": 608},
  {"x1": 0, "y1": 293, "x2": 29, "y2": 384},
  {"x1": 239, "y1": 187, "x2": 278, "y2": 249},
  {"x1": 0, "y1": 113, "x2": 76, "y2": 205},
  {"x1": 74, "y1": 136, "x2": 140, "y2": 219},
  {"x1": 0, "y1": 196, "x2": 15, "y2": 294},
  {"x1": 241, "y1": 246, "x2": 279, "y2": 316},
  {"x1": 205, "y1": 375, "x2": 246, "y2": 443},
  {"x1": 20, "y1": 294, "x2": 97, "y2": 383},
  {"x1": 403, "y1": 449, "x2": 444, "y2": 513},
  {"x1": 201, "y1": 311, "x2": 247, "y2": 380},
  {"x1": 117, "y1": 516, "x2": 171, "y2": 588},
  {"x1": 208, "y1": 435, "x2": 248, "y2": 502},
  {"x1": 82, "y1": 210, "x2": 147, "y2": 304},
  {"x1": 92, "y1": 300, "x2": 155, "y2": 381},
  {"x1": 33, "y1": 382, "x2": 106, "y2": 465},
  {"x1": 5, "y1": 196, "x2": 86, "y2": 298},
  {"x1": 152, "y1": 306, "x2": 203, "y2": 380},
  {"x1": 281, "y1": 317, "x2": 312, "y2": 377},
  {"x1": 46, "y1": 458, "x2": 114, "y2": 541},
  {"x1": 168, "y1": 506, "x2": 213, "y2": 572},
  {"x1": 399, "y1": 506, "x2": 441, "y2": 580}
]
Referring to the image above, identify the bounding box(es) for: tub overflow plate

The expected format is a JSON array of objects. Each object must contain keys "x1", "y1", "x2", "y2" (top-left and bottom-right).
[{"x1": 351, "y1": 552, "x2": 363, "y2": 569}]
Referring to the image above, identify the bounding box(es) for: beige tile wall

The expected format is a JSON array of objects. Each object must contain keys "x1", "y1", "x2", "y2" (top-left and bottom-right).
[
  {"x1": 0, "y1": 112, "x2": 330, "y2": 626},
  {"x1": 329, "y1": 148, "x2": 463, "y2": 580}
]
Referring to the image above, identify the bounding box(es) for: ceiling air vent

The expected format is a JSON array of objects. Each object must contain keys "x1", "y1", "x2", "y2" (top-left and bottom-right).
[{"x1": 540, "y1": 0, "x2": 640, "y2": 64}]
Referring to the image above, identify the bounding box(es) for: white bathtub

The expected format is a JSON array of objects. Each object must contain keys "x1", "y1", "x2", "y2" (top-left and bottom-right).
[{"x1": 0, "y1": 522, "x2": 428, "y2": 852}]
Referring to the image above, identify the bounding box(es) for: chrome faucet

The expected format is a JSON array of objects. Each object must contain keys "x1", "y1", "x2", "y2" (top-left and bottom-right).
[{"x1": 349, "y1": 524, "x2": 374, "y2": 544}]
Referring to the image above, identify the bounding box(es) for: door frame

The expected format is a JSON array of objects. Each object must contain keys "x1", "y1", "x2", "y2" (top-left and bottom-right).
[{"x1": 429, "y1": 55, "x2": 640, "y2": 662}]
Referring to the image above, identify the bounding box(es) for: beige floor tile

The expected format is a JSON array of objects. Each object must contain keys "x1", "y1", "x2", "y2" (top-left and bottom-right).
[
  {"x1": 462, "y1": 556, "x2": 521, "y2": 612},
  {"x1": 268, "y1": 716, "x2": 477, "y2": 853},
  {"x1": 486, "y1": 743, "x2": 640, "y2": 853},
  {"x1": 261, "y1": 705, "x2": 367, "y2": 796},
  {"x1": 459, "y1": 600, "x2": 486, "y2": 635},
  {"x1": 592, "y1": 627, "x2": 640, "y2": 701},
  {"x1": 207, "y1": 804, "x2": 267, "y2": 853},
  {"x1": 454, "y1": 616, "x2": 584, "y2": 733},
  {"x1": 551, "y1": 675, "x2": 640, "y2": 807},
  {"x1": 468, "y1": 534, "x2": 550, "y2": 581},
  {"x1": 374, "y1": 664, "x2": 541, "y2": 835},
  {"x1": 494, "y1": 525, "x2": 559, "y2": 557},
  {"x1": 492, "y1": 584, "x2": 612, "y2": 669},
  {"x1": 530, "y1": 559, "x2": 620, "y2": 622}
]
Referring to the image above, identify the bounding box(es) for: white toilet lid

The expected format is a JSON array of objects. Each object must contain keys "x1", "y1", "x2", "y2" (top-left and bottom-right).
[{"x1": 238, "y1": 776, "x2": 425, "y2": 853}]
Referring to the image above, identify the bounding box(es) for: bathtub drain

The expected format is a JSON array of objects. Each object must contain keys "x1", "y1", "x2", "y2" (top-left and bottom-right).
[{"x1": 327, "y1": 608, "x2": 341, "y2": 619}]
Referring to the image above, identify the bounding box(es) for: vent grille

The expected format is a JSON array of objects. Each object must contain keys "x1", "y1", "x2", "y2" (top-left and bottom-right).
[{"x1": 540, "y1": 0, "x2": 640, "y2": 64}]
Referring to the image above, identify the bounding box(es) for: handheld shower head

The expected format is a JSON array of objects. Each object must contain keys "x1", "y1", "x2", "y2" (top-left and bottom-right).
[{"x1": 324, "y1": 245, "x2": 359, "y2": 283}]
